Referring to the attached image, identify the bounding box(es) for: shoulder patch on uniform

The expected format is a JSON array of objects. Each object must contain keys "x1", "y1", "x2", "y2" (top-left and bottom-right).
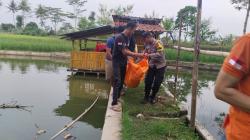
[{"x1": 117, "y1": 42, "x2": 123, "y2": 45}]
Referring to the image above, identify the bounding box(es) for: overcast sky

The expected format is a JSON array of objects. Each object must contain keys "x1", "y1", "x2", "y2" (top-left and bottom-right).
[{"x1": 0, "y1": 0, "x2": 248, "y2": 36}]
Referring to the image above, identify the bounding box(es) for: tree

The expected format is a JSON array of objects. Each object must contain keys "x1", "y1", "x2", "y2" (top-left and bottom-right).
[
  {"x1": 231, "y1": 0, "x2": 250, "y2": 34},
  {"x1": 18, "y1": 0, "x2": 31, "y2": 25},
  {"x1": 1, "y1": 23, "x2": 15, "y2": 32},
  {"x1": 162, "y1": 17, "x2": 175, "y2": 31},
  {"x1": 16, "y1": 15, "x2": 24, "y2": 28},
  {"x1": 47, "y1": 7, "x2": 68, "y2": 34},
  {"x1": 199, "y1": 19, "x2": 217, "y2": 41},
  {"x1": 144, "y1": 11, "x2": 159, "y2": 18},
  {"x1": 175, "y1": 6, "x2": 197, "y2": 41},
  {"x1": 7, "y1": 0, "x2": 19, "y2": 26},
  {"x1": 35, "y1": 4, "x2": 49, "y2": 29},
  {"x1": 58, "y1": 22, "x2": 74, "y2": 34},
  {"x1": 88, "y1": 11, "x2": 96, "y2": 22},
  {"x1": 78, "y1": 17, "x2": 96, "y2": 30},
  {"x1": 22, "y1": 22, "x2": 40, "y2": 35},
  {"x1": 111, "y1": 5, "x2": 133, "y2": 15},
  {"x1": 97, "y1": 4, "x2": 112, "y2": 25},
  {"x1": 66, "y1": 0, "x2": 87, "y2": 29},
  {"x1": 97, "y1": 4, "x2": 134, "y2": 25}
]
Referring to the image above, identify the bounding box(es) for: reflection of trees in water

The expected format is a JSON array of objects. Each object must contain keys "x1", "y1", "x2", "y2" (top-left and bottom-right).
[
  {"x1": 0, "y1": 57, "x2": 67, "y2": 73},
  {"x1": 165, "y1": 71, "x2": 215, "y2": 102},
  {"x1": 54, "y1": 76, "x2": 110, "y2": 129}
]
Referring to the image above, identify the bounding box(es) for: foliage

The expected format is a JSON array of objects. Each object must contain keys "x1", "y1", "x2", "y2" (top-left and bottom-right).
[
  {"x1": 192, "y1": 19, "x2": 217, "y2": 41},
  {"x1": 78, "y1": 17, "x2": 96, "y2": 30},
  {"x1": 47, "y1": 7, "x2": 70, "y2": 34},
  {"x1": 231, "y1": 0, "x2": 249, "y2": 10},
  {"x1": 18, "y1": 0, "x2": 31, "y2": 24},
  {"x1": 7, "y1": 0, "x2": 19, "y2": 25},
  {"x1": 144, "y1": 11, "x2": 159, "y2": 18},
  {"x1": 66, "y1": 0, "x2": 87, "y2": 28},
  {"x1": 1, "y1": 24, "x2": 15, "y2": 32},
  {"x1": 22, "y1": 22, "x2": 42, "y2": 35},
  {"x1": 88, "y1": 11, "x2": 96, "y2": 22},
  {"x1": 97, "y1": 4, "x2": 134, "y2": 25},
  {"x1": 16, "y1": 15, "x2": 24, "y2": 29},
  {"x1": 162, "y1": 18, "x2": 175, "y2": 31},
  {"x1": 58, "y1": 22, "x2": 74, "y2": 34},
  {"x1": 35, "y1": 4, "x2": 49, "y2": 28},
  {"x1": 231, "y1": 0, "x2": 250, "y2": 34},
  {"x1": 175, "y1": 6, "x2": 197, "y2": 41}
]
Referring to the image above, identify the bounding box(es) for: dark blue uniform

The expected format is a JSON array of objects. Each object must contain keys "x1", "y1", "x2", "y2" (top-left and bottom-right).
[{"x1": 111, "y1": 33, "x2": 132, "y2": 105}]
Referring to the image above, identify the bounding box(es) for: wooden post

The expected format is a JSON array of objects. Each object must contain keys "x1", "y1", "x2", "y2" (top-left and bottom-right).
[
  {"x1": 190, "y1": 0, "x2": 202, "y2": 128},
  {"x1": 84, "y1": 39, "x2": 87, "y2": 49},
  {"x1": 174, "y1": 16, "x2": 183, "y2": 102},
  {"x1": 72, "y1": 40, "x2": 75, "y2": 50},
  {"x1": 79, "y1": 39, "x2": 82, "y2": 50}
]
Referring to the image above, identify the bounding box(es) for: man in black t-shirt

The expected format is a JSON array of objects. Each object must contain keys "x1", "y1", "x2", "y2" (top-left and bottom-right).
[{"x1": 111, "y1": 22, "x2": 145, "y2": 111}]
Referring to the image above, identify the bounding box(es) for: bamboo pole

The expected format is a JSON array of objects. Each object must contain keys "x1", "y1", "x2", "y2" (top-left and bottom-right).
[
  {"x1": 190, "y1": 0, "x2": 202, "y2": 128},
  {"x1": 174, "y1": 16, "x2": 183, "y2": 102},
  {"x1": 50, "y1": 96, "x2": 99, "y2": 140}
]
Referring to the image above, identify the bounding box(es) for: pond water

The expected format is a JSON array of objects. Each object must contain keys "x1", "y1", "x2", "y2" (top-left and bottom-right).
[
  {"x1": 165, "y1": 70, "x2": 229, "y2": 140},
  {"x1": 0, "y1": 57, "x2": 110, "y2": 140}
]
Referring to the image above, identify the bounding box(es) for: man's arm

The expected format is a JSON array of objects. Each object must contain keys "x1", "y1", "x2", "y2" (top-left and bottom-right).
[
  {"x1": 106, "y1": 47, "x2": 112, "y2": 59},
  {"x1": 214, "y1": 70, "x2": 250, "y2": 112},
  {"x1": 122, "y1": 48, "x2": 144, "y2": 58}
]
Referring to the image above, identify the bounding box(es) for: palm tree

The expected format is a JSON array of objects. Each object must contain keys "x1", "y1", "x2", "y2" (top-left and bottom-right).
[
  {"x1": 7, "y1": 0, "x2": 18, "y2": 26},
  {"x1": 18, "y1": 0, "x2": 31, "y2": 25},
  {"x1": 35, "y1": 4, "x2": 49, "y2": 29}
]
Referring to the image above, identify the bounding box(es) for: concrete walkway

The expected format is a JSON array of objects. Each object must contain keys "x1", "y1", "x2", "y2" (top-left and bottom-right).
[{"x1": 101, "y1": 87, "x2": 122, "y2": 140}]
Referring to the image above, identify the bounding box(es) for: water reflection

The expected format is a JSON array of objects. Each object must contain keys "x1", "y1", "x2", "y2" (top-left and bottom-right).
[
  {"x1": 54, "y1": 76, "x2": 109, "y2": 129},
  {"x1": 0, "y1": 56, "x2": 67, "y2": 73},
  {"x1": 165, "y1": 71, "x2": 211, "y2": 102},
  {"x1": 165, "y1": 70, "x2": 228, "y2": 140},
  {"x1": 0, "y1": 56, "x2": 109, "y2": 140}
]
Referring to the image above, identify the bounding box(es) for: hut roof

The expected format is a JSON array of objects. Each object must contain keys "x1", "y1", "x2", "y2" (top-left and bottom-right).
[
  {"x1": 62, "y1": 25, "x2": 113, "y2": 40},
  {"x1": 62, "y1": 15, "x2": 165, "y2": 40},
  {"x1": 112, "y1": 15, "x2": 165, "y2": 33}
]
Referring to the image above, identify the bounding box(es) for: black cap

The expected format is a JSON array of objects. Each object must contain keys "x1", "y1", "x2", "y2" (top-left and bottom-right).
[{"x1": 125, "y1": 21, "x2": 138, "y2": 29}]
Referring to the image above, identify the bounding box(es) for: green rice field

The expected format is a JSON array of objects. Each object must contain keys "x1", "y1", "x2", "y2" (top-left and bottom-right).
[{"x1": 0, "y1": 33, "x2": 72, "y2": 52}]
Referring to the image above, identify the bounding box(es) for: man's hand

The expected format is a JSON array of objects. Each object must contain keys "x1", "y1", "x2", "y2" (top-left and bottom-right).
[{"x1": 214, "y1": 70, "x2": 250, "y2": 112}]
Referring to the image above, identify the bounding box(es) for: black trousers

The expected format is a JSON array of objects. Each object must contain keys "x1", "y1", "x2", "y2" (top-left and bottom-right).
[
  {"x1": 112, "y1": 61, "x2": 126, "y2": 105},
  {"x1": 144, "y1": 66, "x2": 166, "y2": 99}
]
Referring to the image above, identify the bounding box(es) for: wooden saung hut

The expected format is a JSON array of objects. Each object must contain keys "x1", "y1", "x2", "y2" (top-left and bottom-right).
[{"x1": 62, "y1": 15, "x2": 165, "y2": 74}]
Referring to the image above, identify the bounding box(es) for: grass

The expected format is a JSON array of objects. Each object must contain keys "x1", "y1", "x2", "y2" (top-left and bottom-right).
[
  {"x1": 0, "y1": 33, "x2": 73, "y2": 52},
  {"x1": 166, "y1": 48, "x2": 225, "y2": 64},
  {"x1": 122, "y1": 84, "x2": 201, "y2": 140},
  {"x1": 0, "y1": 33, "x2": 225, "y2": 64}
]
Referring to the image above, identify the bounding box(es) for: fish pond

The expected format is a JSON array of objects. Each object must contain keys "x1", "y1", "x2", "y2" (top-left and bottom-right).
[
  {"x1": 0, "y1": 56, "x2": 228, "y2": 140},
  {"x1": 0, "y1": 56, "x2": 110, "y2": 140},
  {"x1": 165, "y1": 70, "x2": 228, "y2": 140}
]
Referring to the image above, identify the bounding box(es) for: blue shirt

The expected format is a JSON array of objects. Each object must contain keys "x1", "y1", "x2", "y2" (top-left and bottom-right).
[{"x1": 107, "y1": 36, "x2": 115, "y2": 50}]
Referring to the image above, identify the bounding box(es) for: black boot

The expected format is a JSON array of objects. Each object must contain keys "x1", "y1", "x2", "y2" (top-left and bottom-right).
[
  {"x1": 149, "y1": 95, "x2": 157, "y2": 104},
  {"x1": 141, "y1": 94, "x2": 150, "y2": 104}
]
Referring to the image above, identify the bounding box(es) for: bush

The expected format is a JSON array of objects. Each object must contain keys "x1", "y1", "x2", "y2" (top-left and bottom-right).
[
  {"x1": 22, "y1": 22, "x2": 42, "y2": 36},
  {"x1": 1, "y1": 23, "x2": 15, "y2": 32}
]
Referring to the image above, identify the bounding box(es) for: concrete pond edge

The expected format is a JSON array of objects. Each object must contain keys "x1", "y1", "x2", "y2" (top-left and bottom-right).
[{"x1": 101, "y1": 87, "x2": 122, "y2": 140}]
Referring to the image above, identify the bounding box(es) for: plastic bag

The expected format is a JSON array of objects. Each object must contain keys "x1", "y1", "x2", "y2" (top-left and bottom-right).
[{"x1": 124, "y1": 58, "x2": 149, "y2": 88}]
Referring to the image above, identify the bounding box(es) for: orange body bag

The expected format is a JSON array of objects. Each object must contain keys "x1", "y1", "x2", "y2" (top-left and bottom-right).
[{"x1": 124, "y1": 58, "x2": 149, "y2": 88}]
